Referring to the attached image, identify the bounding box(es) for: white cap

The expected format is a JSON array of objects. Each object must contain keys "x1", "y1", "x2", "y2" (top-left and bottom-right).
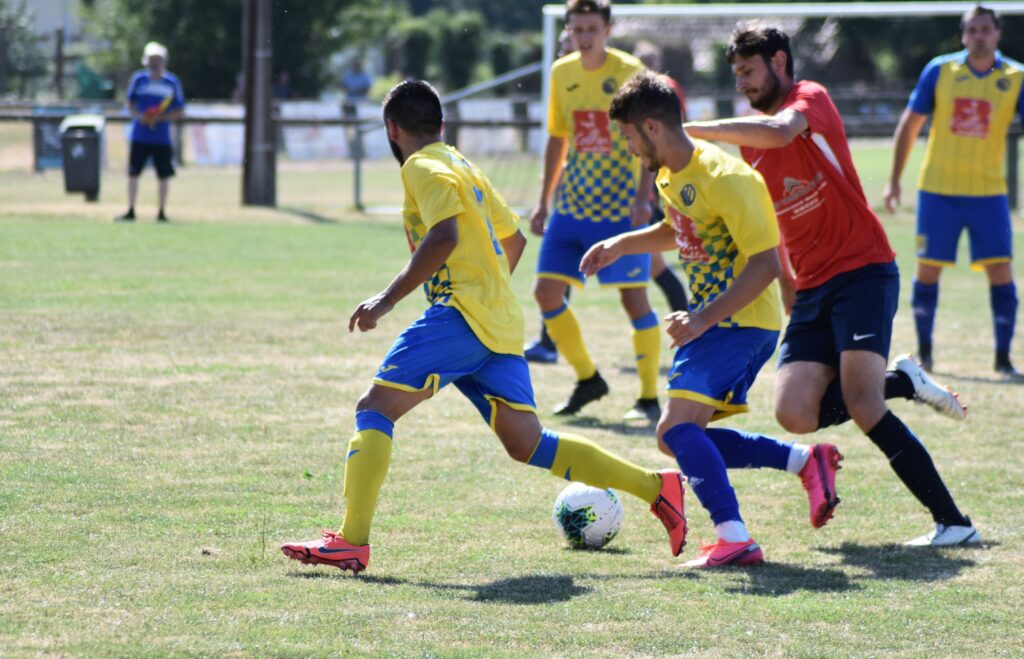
[{"x1": 141, "y1": 41, "x2": 168, "y2": 65}]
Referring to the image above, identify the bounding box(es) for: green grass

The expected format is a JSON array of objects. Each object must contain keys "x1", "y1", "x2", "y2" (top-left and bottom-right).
[{"x1": 1, "y1": 144, "x2": 1023, "y2": 656}]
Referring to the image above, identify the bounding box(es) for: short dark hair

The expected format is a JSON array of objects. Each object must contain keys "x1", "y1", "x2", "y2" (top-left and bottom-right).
[
  {"x1": 382, "y1": 80, "x2": 443, "y2": 137},
  {"x1": 726, "y1": 23, "x2": 794, "y2": 79},
  {"x1": 566, "y1": 0, "x2": 611, "y2": 25},
  {"x1": 608, "y1": 70, "x2": 681, "y2": 129},
  {"x1": 961, "y1": 4, "x2": 1001, "y2": 31}
]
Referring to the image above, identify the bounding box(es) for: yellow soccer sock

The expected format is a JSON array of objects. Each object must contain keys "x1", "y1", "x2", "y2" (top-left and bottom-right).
[
  {"x1": 631, "y1": 312, "x2": 662, "y2": 399},
  {"x1": 339, "y1": 412, "x2": 394, "y2": 546},
  {"x1": 528, "y1": 428, "x2": 661, "y2": 504},
  {"x1": 543, "y1": 303, "x2": 597, "y2": 381}
]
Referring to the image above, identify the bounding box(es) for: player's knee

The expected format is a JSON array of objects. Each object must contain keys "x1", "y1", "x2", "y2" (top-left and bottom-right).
[
  {"x1": 533, "y1": 281, "x2": 563, "y2": 310},
  {"x1": 843, "y1": 393, "x2": 886, "y2": 430},
  {"x1": 774, "y1": 403, "x2": 818, "y2": 435},
  {"x1": 493, "y1": 407, "x2": 542, "y2": 463}
]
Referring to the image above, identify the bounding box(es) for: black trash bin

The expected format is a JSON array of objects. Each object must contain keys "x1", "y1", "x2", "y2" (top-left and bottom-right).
[{"x1": 60, "y1": 114, "x2": 105, "y2": 202}]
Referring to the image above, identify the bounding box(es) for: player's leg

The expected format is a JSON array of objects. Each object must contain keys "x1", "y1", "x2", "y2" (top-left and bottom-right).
[
  {"x1": 839, "y1": 350, "x2": 977, "y2": 545},
  {"x1": 461, "y1": 353, "x2": 687, "y2": 556},
  {"x1": 118, "y1": 142, "x2": 145, "y2": 221},
  {"x1": 281, "y1": 306, "x2": 487, "y2": 571},
  {"x1": 831, "y1": 266, "x2": 977, "y2": 544},
  {"x1": 967, "y1": 195, "x2": 1018, "y2": 375},
  {"x1": 594, "y1": 226, "x2": 659, "y2": 421},
  {"x1": 913, "y1": 191, "x2": 963, "y2": 370},
  {"x1": 154, "y1": 145, "x2": 175, "y2": 221},
  {"x1": 534, "y1": 213, "x2": 607, "y2": 413},
  {"x1": 618, "y1": 284, "x2": 661, "y2": 422}
]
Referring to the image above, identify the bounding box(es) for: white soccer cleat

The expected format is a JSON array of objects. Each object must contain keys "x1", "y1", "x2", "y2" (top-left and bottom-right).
[
  {"x1": 905, "y1": 518, "x2": 980, "y2": 547},
  {"x1": 890, "y1": 354, "x2": 967, "y2": 421}
]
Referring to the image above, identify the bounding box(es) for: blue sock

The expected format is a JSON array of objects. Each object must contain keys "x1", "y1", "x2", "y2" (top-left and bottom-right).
[
  {"x1": 990, "y1": 282, "x2": 1017, "y2": 353},
  {"x1": 705, "y1": 427, "x2": 791, "y2": 471},
  {"x1": 662, "y1": 423, "x2": 742, "y2": 525},
  {"x1": 912, "y1": 280, "x2": 939, "y2": 353}
]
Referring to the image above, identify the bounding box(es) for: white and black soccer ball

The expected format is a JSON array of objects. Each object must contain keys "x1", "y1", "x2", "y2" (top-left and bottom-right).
[{"x1": 552, "y1": 483, "x2": 623, "y2": 549}]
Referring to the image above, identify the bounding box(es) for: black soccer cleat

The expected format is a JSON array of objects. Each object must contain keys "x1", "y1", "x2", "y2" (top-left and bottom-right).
[
  {"x1": 554, "y1": 371, "x2": 609, "y2": 415},
  {"x1": 995, "y1": 351, "x2": 1022, "y2": 378},
  {"x1": 623, "y1": 397, "x2": 660, "y2": 423}
]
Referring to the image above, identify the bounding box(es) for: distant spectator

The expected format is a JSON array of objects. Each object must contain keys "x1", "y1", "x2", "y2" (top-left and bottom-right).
[
  {"x1": 272, "y1": 70, "x2": 292, "y2": 99},
  {"x1": 341, "y1": 59, "x2": 373, "y2": 106},
  {"x1": 117, "y1": 41, "x2": 185, "y2": 223}
]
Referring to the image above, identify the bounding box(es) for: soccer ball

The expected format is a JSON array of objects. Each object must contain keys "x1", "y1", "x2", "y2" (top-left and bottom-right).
[{"x1": 552, "y1": 483, "x2": 624, "y2": 549}]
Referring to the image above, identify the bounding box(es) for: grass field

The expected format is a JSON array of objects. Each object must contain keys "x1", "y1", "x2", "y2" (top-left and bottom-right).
[{"x1": 1, "y1": 139, "x2": 1023, "y2": 656}]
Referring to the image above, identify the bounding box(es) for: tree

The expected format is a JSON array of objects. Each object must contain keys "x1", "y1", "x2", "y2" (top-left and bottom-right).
[
  {"x1": 83, "y1": 0, "x2": 349, "y2": 99},
  {"x1": 0, "y1": 0, "x2": 48, "y2": 96}
]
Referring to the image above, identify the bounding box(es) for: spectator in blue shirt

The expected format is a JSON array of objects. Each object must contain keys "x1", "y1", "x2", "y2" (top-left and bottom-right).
[{"x1": 117, "y1": 41, "x2": 185, "y2": 222}]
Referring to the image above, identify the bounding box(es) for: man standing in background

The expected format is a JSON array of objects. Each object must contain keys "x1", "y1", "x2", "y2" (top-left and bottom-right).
[
  {"x1": 884, "y1": 4, "x2": 1022, "y2": 376},
  {"x1": 117, "y1": 41, "x2": 185, "y2": 223}
]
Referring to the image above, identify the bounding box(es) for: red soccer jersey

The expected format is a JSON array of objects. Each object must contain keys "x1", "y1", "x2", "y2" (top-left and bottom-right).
[{"x1": 740, "y1": 81, "x2": 894, "y2": 290}]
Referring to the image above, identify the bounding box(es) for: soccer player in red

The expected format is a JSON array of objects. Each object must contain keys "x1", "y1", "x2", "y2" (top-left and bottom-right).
[{"x1": 685, "y1": 24, "x2": 979, "y2": 546}]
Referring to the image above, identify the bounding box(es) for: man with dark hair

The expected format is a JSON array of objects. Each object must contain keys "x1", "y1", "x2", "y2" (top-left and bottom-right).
[
  {"x1": 528, "y1": 0, "x2": 663, "y2": 422},
  {"x1": 884, "y1": 4, "x2": 1022, "y2": 376},
  {"x1": 583, "y1": 70, "x2": 843, "y2": 568},
  {"x1": 685, "y1": 24, "x2": 979, "y2": 546},
  {"x1": 280, "y1": 79, "x2": 687, "y2": 574}
]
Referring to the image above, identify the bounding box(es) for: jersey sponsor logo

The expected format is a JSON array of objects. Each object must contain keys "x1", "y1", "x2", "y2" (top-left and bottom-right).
[
  {"x1": 667, "y1": 206, "x2": 710, "y2": 263},
  {"x1": 602, "y1": 78, "x2": 617, "y2": 94},
  {"x1": 950, "y1": 97, "x2": 991, "y2": 138},
  {"x1": 572, "y1": 110, "x2": 612, "y2": 154},
  {"x1": 997, "y1": 77, "x2": 1011, "y2": 91},
  {"x1": 680, "y1": 184, "x2": 696, "y2": 206},
  {"x1": 777, "y1": 172, "x2": 827, "y2": 220}
]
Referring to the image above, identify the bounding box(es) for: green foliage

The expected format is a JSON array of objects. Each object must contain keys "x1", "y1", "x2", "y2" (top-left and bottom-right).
[
  {"x1": 435, "y1": 10, "x2": 486, "y2": 91},
  {"x1": 82, "y1": 0, "x2": 347, "y2": 99},
  {"x1": 390, "y1": 16, "x2": 433, "y2": 80},
  {"x1": 0, "y1": 0, "x2": 49, "y2": 96}
]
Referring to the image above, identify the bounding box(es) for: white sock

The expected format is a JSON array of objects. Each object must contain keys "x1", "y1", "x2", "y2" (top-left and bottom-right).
[
  {"x1": 715, "y1": 520, "x2": 750, "y2": 543},
  {"x1": 786, "y1": 444, "x2": 811, "y2": 475}
]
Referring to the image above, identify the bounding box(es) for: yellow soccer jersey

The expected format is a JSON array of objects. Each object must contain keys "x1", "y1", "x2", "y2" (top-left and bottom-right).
[
  {"x1": 657, "y1": 140, "x2": 782, "y2": 331},
  {"x1": 400, "y1": 142, "x2": 524, "y2": 355},
  {"x1": 910, "y1": 51, "x2": 1024, "y2": 196},
  {"x1": 548, "y1": 48, "x2": 644, "y2": 222}
]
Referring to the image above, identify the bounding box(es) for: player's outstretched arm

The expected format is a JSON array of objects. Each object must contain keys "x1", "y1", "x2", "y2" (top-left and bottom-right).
[
  {"x1": 685, "y1": 109, "x2": 808, "y2": 149},
  {"x1": 579, "y1": 222, "x2": 675, "y2": 276},
  {"x1": 883, "y1": 109, "x2": 928, "y2": 214},
  {"x1": 665, "y1": 247, "x2": 780, "y2": 348},
  {"x1": 349, "y1": 217, "x2": 458, "y2": 333}
]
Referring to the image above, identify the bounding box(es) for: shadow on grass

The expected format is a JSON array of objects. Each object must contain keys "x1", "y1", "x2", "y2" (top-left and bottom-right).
[
  {"x1": 278, "y1": 206, "x2": 339, "y2": 224},
  {"x1": 354, "y1": 573, "x2": 592, "y2": 605},
  {"x1": 558, "y1": 415, "x2": 656, "y2": 437},
  {"x1": 817, "y1": 542, "x2": 980, "y2": 582},
  {"x1": 723, "y1": 563, "x2": 862, "y2": 597}
]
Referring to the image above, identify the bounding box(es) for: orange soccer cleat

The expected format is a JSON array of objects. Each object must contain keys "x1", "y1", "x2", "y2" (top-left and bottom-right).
[
  {"x1": 682, "y1": 538, "x2": 764, "y2": 568},
  {"x1": 649, "y1": 470, "x2": 688, "y2": 556},
  {"x1": 280, "y1": 530, "x2": 370, "y2": 573},
  {"x1": 799, "y1": 443, "x2": 843, "y2": 529}
]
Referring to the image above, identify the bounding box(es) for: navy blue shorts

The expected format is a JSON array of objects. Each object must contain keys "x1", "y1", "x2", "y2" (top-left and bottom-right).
[
  {"x1": 373, "y1": 305, "x2": 536, "y2": 427},
  {"x1": 778, "y1": 261, "x2": 899, "y2": 369},
  {"x1": 129, "y1": 142, "x2": 175, "y2": 178}
]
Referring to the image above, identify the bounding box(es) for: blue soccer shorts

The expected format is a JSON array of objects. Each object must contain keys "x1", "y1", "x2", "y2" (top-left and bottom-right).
[
  {"x1": 372, "y1": 304, "x2": 536, "y2": 427},
  {"x1": 778, "y1": 261, "x2": 899, "y2": 369},
  {"x1": 916, "y1": 191, "x2": 1013, "y2": 268},
  {"x1": 667, "y1": 325, "x2": 780, "y2": 421},
  {"x1": 537, "y1": 210, "x2": 651, "y2": 288}
]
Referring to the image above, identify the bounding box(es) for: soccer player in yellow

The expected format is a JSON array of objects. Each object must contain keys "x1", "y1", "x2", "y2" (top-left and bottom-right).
[
  {"x1": 581, "y1": 71, "x2": 843, "y2": 568},
  {"x1": 529, "y1": 0, "x2": 662, "y2": 421},
  {"x1": 885, "y1": 4, "x2": 1022, "y2": 375},
  {"x1": 280, "y1": 80, "x2": 687, "y2": 573}
]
